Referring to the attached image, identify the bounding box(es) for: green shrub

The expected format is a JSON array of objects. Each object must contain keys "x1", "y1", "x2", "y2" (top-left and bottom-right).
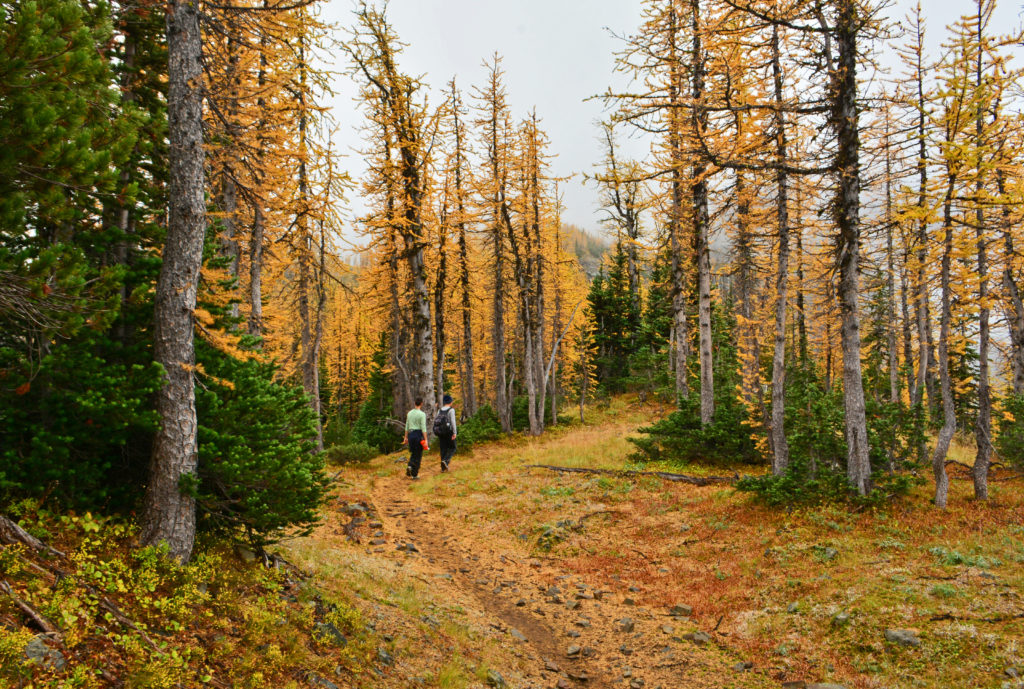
[
  {"x1": 324, "y1": 442, "x2": 377, "y2": 465},
  {"x1": 456, "y1": 405, "x2": 503, "y2": 452},
  {"x1": 629, "y1": 392, "x2": 761, "y2": 466},
  {"x1": 995, "y1": 394, "x2": 1024, "y2": 469},
  {"x1": 194, "y1": 342, "x2": 328, "y2": 546},
  {"x1": 351, "y1": 337, "x2": 402, "y2": 453}
]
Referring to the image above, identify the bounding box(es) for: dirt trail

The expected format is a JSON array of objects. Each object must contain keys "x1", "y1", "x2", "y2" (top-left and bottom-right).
[
  {"x1": 341, "y1": 418, "x2": 762, "y2": 689},
  {"x1": 371, "y1": 477, "x2": 605, "y2": 688}
]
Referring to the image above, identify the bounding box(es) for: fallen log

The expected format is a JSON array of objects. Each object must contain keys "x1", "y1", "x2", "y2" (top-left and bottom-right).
[
  {"x1": 526, "y1": 464, "x2": 735, "y2": 486},
  {"x1": 0, "y1": 514, "x2": 66, "y2": 560}
]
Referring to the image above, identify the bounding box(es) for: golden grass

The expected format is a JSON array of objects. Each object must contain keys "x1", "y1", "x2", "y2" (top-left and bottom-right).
[{"x1": 310, "y1": 396, "x2": 1024, "y2": 689}]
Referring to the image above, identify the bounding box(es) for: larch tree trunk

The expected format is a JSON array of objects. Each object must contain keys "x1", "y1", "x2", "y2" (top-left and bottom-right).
[
  {"x1": 972, "y1": 21, "x2": 991, "y2": 500},
  {"x1": 769, "y1": 22, "x2": 790, "y2": 475},
  {"x1": 932, "y1": 176, "x2": 956, "y2": 509},
  {"x1": 833, "y1": 0, "x2": 872, "y2": 496},
  {"x1": 141, "y1": 0, "x2": 205, "y2": 564},
  {"x1": 999, "y1": 171, "x2": 1024, "y2": 395},
  {"x1": 692, "y1": 0, "x2": 714, "y2": 427},
  {"x1": 452, "y1": 88, "x2": 478, "y2": 416}
]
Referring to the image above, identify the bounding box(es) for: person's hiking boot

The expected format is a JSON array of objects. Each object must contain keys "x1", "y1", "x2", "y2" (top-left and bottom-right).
[{"x1": 405, "y1": 464, "x2": 411, "y2": 477}]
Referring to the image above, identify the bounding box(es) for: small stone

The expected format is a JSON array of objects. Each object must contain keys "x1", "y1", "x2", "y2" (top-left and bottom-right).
[
  {"x1": 23, "y1": 636, "x2": 65, "y2": 671},
  {"x1": 1006, "y1": 667, "x2": 1020, "y2": 679},
  {"x1": 373, "y1": 530, "x2": 384, "y2": 537},
  {"x1": 623, "y1": 597, "x2": 636, "y2": 606},
  {"x1": 661, "y1": 624, "x2": 674, "y2": 635},
  {"x1": 683, "y1": 631, "x2": 711, "y2": 646},
  {"x1": 622, "y1": 666, "x2": 633, "y2": 678},
  {"x1": 781, "y1": 683, "x2": 806, "y2": 689},
  {"x1": 657, "y1": 567, "x2": 670, "y2": 574},
  {"x1": 234, "y1": 545, "x2": 258, "y2": 563},
  {"x1": 486, "y1": 670, "x2": 506, "y2": 688},
  {"x1": 314, "y1": 622, "x2": 347, "y2": 647},
  {"x1": 806, "y1": 684, "x2": 848, "y2": 689},
  {"x1": 515, "y1": 598, "x2": 526, "y2": 607},
  {"x1": 544, "y1": 660, "x2": 560, "y2": 672},
  {"x1": 509, "y1": 628, "x2": 527, "y2": 642},
  {"x1": 566, "y1": 599, "x2": 580, "y2": 610},
  {"x1": 628, "y1": 585, "x2": 641, "y2": 592},
  {"x1": 309, "y1": 674, "x2": 339, "y2": 689},
  {"x1": 732, "y1": 662, "x2": 747, "y2": 672},
  {"x1": 787, "y1": 602, "x2": 799, "y2": 613},
  {"x1": 556, "y1": 680, "x2": 571, "y2": 689},
  {"x1": 669, "y1": 604, "x2": 693, "y2": 617},
  {"x1": 369, "y1": 521, "x2": 383, "y2": 528},
  {"x1": 618, "y1": 618, "x2": 635, "y2": 633},
  {"x1": 831, "y1": 612, "x2": 851, "y2": 627},
  {"x1": 576, "y1": 591, "x2": 595, "y2": 600},
  {"x1": 575, "y1": 617, "x2": 591, "y2": 628},
  {"x1": 546, "y1": 586, "x2": 562, "y2": 597},
  {"x1": 630, "y1": 679, "x2": 645, "y2": 689},
  {"x1": 344, "y1": 503, "x2": 367, "y2": 515},
  {"x1": 437, "y1": 573, "x2": 453, "y2": 581},
  {"x1": 620, "y1": 645, "x2": 633, "y2": 655},
  {"x1": 567, "y1": 629, "x2": 581, "y2": 638},
  {"x1": 370, "y1": 539, "x2": 386, "y2": 546},
  {"x1": 420, "y1": 615, "x2": 441, "y2": 629},
  {"x1": 567, "y1": 644, "x2": 581, "y2": 657},
  {"x1": 819, "y1": 546, "x2": 839, "y2": 561},
  {"x1": 582, "y1": 647, "x2": 596, "y2": 658},
  {"x1": 884, "y1": 629, "x2": 920, "y2": 647}
]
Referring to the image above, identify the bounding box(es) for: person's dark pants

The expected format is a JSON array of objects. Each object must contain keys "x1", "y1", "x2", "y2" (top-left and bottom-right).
[
  {"x1": 407, "y1": 430, "x2": 424, "y2": 478},
  {"x1": 439, "y1": 434, "x2": 456, "y2": 471}
]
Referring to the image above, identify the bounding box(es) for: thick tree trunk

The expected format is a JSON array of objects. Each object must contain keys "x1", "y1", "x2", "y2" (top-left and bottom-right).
[
  {"x1": 248, "y1": 207, "x2": 264, "y2": 337},
  {"x1": 884, "y1": 120, "x2": 900, "y2": 405},
  {"x1": 734, "y1": 172, "x2": 759, "y2": 410},
  {"x1": 295, "y1": 54, "x2": 322, "y2": 451},
  {"x1": 769, "y1": 24, "x2": 790, "y2": 475},
  {"x1": 795, "y1": 187, "x2": 808, "y2": 365},
  {"x1": 141, "y1": 0, "x2": 205, "y2": 563},
  {"x1": 834, "y1": 0, "x2": 871, "y2": 496},
  {"x1": 999, "y1": 172, "x2": 1024, "y2": 395},
  {"x1": 932, "y1": 177, "x2": 956, "y2": 509},
  {"x1": 459, "y1": 222, "x2": 477, "y2": 415},
  {"x1": 668, "y1": 4, "x2": 689, "y2": 404},
  {"x1": 435, "y1": 208, "x2": 449, "y2": 411},
  {"x1": 692, "y1": 0, "x2": 713, "y2": 427},
  {"x1": 531, "y1": 124, "x2": 547, "y2": 435},
  {"x1": 453, "y1": 100, "x2": 477, "y2": 417},
  {"x1": 912, "y1": 33, "x2": 931, "y2": 462},
  {"x1": 247, "y1": 24, "x2": 268, "y2": 339},
  {"x1": 493, "y1": 224, "x2": 510, "y2": 431}
]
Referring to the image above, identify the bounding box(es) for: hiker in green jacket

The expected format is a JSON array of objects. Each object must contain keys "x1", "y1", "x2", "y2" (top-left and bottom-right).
[{"x1": 403, "y1": 397, "x2": 427, "y2": 479}]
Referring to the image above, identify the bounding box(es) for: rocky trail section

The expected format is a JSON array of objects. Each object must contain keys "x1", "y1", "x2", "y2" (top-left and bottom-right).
[{"x1": 331, "y1": 469, "x2": 769, "y2": 689}]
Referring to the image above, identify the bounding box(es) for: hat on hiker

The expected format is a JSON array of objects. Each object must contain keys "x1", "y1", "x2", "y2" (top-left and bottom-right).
[{"x1": 443, "y1": 394, "x2": 453, "y2": 405}]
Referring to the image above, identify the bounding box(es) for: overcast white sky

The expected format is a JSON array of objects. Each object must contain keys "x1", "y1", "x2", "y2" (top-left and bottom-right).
[{"x1": 320, "y1": 0, "x2": 1024, "y2": 238}]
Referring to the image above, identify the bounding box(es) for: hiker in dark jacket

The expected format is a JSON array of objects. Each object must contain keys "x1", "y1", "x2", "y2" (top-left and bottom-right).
[{"x1": 434, "y1": 394, "x2": 457, "y2": 473}]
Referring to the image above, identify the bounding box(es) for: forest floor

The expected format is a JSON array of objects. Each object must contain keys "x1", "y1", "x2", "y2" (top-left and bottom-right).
[{"x1": 284, "y1": 398, "x2": 1024, "y2": 689}]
